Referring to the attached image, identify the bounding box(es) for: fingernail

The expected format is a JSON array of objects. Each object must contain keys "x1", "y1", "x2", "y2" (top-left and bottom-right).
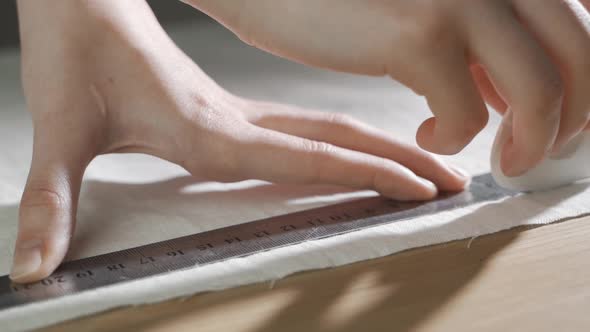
[
  {"x1": 449, "y1": 165, "x2": 470, "y2": 179},
  {"x1": 503, "y1": 145, "x2": 539, "y2": 177},
  {"x1": 10, "y1": 239, "x2": 42, "y2": 281},
  {"x1": 550, "y1": 132, "x2": 583, "y2": 160},
  {"x1": 499, "y1": 110, "x2": 533, "y2": 177},
  {"x1": 503, "y1": 154, "x2": 528, "y2": 177},
  {"x1": 417, "y1": 177, "x2": 438, "y2": 195},
  {"x1": 449, "y1": 165, "x2": 472, "y2": 187}
]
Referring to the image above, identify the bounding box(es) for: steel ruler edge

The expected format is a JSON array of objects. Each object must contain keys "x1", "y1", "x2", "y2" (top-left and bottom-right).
[{"x1": 0, "y1": 173, "x2": 515, "y2": 310}]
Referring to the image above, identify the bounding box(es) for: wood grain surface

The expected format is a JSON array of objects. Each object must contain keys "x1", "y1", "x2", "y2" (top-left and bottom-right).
[{"x1": 39, "y1": 216, "x2": 590, "y2": 332}]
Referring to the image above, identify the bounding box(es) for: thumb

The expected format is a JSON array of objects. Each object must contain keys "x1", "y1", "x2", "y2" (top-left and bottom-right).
[{"x1": 10, "y1": 131, "x2": 91, "y2": 283}]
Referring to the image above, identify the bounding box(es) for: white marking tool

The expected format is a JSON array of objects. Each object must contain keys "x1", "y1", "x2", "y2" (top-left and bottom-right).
[{"x1": 491, "y1": 111, "x2": 590, "y2": 192}]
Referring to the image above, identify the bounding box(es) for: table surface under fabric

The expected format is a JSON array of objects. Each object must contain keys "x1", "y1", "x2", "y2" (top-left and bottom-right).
[{"x1": 40, "y1": 216, "x2": 590, "y2": 332}]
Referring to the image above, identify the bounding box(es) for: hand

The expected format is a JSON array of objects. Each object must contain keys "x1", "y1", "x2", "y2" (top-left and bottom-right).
[
  {"x1": 10, "y1": 0, "x2": 468, "y2": 283},
  {"x1": 188, "y1": 0, "x2": 590, "y2": 176}
]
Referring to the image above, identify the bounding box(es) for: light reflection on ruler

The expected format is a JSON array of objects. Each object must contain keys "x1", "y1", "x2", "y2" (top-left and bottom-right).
[{"x1": 0, "y1": 173, "x2": 515, "y2": 310}]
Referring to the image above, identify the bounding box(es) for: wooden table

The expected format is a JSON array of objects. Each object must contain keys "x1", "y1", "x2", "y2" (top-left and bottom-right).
[{"x1": 40, "y1": 216, "x2": 590, "y2": 332}]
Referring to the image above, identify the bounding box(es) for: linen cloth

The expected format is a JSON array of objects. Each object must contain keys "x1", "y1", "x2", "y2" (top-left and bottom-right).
[{"x1": 1, "y1": 21, "x2": 589, "y2": 331}]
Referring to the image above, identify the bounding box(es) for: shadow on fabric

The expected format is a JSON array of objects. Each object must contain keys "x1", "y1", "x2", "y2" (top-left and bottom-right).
[{"x1": 2, "y1": 177, "x2": 587, "y2": 332}]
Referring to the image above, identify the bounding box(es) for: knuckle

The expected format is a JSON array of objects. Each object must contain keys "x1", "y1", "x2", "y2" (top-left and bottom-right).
[
  {"x1": 373, "y1": 157, "x2": 394, "y2": 175},
  {"x1": 409, "y1": 8, "x2": 453, "y2": 52},
  {"x1": 20, "y1": 187, "x2": 67, "y2": 211},
  {"x1": 300, "y1": 140, "x2": 335, "y2": 183},
  {"x1": 325, "y1": 113, "x2": 357, "y2": 127},
  {"x1": 177, "y1": 111, "x2": 250, "y2": 181},
  {"x1": 184, "y1": 134, "x2": 242, "y2": 182},
  {"x1": 19, "y1": 186, "x2": 69, "y2": 227},
  {"x1": 302, "y1": 139, "x2": 334, "y2": 155}
]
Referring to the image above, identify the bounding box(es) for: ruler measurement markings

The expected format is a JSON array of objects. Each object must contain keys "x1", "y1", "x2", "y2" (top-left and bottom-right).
[{"x1": 0, "y1": 174, "x2": 515, "y2": 310}]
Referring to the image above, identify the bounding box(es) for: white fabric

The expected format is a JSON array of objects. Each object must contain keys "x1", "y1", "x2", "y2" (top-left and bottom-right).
[{"x1": 0, "y1": 22, "x2": 589, "y2": 331}]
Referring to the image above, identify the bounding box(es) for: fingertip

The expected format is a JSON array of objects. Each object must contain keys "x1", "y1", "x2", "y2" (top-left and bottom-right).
[
  {"x1": 397, "y1": 146, "x2": 470, "y2": 192},
  {"x1": 444, "y1": 165, "x2": 472, "y2": 191},
  {"x1": 500, "y1": 138, "x2": 544, "y2": 177},
  {"x1": 11, "y1": 129, "x2": 90, "y2": 283},
  {"x1": 415, "y1": 118, "x2": 438, "y2": 152},
  {"x1": 373, "y1": 166, "x2": 438, "y2": 201},
  {"x1": 10, "y1": 241, "x2": 42, "y2": 282},
  {"x1": 415, "y1": 177, "x2": 439, "y2": 200},
  {"x1": 425, "y1": 156, "x2": 471, "y2": 191},
  {"x1": 385, "y1": 178, "x2": 438, "y2": 201},
  {"x1": 10, "y1": 237, "x2": 67, "y2": 283},
  {"x1": 12, "y1": 197, "x2": 72, "y2": 283},
  {"x1": 416, "y1": 118, "x2": 470, "y2": 155},
  {"x1": 10, "y1": 267, "x2": 55, "y2": 284},
  {"x1": 496, "y1": 109, "x2": 548, "y2": 177}
]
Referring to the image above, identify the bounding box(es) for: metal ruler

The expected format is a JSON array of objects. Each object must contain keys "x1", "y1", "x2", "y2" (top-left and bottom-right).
[{"x1": 0, "y1": 173, "x2": 515, "y2": 310}]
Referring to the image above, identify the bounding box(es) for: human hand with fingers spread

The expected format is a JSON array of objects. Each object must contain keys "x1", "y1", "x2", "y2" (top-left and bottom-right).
[
  {"x1": 10, "y1": 0, "x2": 468, "y2": 283},
  {"x1": 188, "y1": 0, "x2": 590, "y2": 177}
]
